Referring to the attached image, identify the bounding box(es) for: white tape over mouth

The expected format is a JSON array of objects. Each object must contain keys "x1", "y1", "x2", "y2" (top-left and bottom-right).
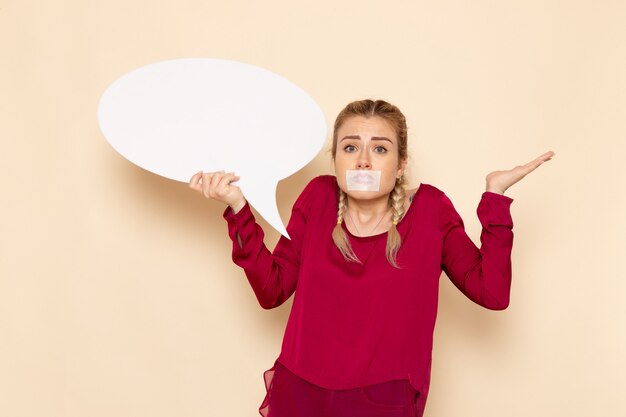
[{"x1": 346, "y1": 170, "x2": 381, "y2": 191}]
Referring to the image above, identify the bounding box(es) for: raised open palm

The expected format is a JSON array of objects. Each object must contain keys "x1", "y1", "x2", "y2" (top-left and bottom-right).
[{"x1": 486, "y1": 151, "x2": 555, "y2": 194}]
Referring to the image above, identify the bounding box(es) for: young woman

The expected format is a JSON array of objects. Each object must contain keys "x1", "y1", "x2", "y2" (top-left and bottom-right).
[{"x1": 189, "y1": 99, "x2": 554, "y2": 417}]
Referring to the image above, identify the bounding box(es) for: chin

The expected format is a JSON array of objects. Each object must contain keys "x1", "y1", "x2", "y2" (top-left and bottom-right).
[{"x1": 345, "y1": 189, "x2": 391, "y2": 201}]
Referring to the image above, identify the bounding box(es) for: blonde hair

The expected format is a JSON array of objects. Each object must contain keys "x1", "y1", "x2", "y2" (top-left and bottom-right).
[{"x1": 330, "y1": 99, "x2": 409, "y2": 268}]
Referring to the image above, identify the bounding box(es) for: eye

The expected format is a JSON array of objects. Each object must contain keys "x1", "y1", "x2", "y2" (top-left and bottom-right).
[
  {"x1": 344, "y1": 144, "x2": 357, "y2": 152},
  {"x1": 373, "y1": 145, "x2": 388, "y2": 154}
]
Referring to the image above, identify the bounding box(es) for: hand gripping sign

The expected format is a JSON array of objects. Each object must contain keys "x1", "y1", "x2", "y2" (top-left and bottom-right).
[{"x1": 97, "y1": 58, "x2": 327, "y2": 238}]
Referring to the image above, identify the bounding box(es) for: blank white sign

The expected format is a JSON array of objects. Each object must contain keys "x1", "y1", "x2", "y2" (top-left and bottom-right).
[{"x1": 97, "y1": 58, "x2": 327, "y2": 238}]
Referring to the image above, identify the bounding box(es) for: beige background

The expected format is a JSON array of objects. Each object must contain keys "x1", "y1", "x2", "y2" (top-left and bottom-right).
[{"x1": 1, "y1": 1, "x2": 625, "y2": 416}]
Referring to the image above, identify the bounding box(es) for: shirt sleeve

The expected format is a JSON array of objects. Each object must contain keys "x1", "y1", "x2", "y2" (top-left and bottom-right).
[
  {"x1": 439, "y1": 191, "x2": 515, "y2": 310},
  {"x1": 222, "y1": 178, "x2": 318, "y2": 310}
]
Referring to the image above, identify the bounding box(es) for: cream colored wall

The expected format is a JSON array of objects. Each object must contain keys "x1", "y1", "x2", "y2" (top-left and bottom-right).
[{"x1": 1, "y1": 1, "x2": 624, "y2": 416}]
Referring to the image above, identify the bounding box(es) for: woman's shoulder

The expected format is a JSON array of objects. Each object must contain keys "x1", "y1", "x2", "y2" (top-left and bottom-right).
[
  {"x1": 309, "y1": 174, "x2": 337, "y2": 186},
  {"x1": 293, "y1": 175, "x2": 337, "y2": 211},
  {"x1": 407, "y1": 181, "x2": 444, "y2": 201},
  {"x1": 302, "y1": 175, "x2": 338, "y2": 194}
]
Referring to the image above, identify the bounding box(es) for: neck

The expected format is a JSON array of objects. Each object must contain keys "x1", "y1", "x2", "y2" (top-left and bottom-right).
[{"x1": 346, "y1": 194, "x2": 390, "y2": 219}]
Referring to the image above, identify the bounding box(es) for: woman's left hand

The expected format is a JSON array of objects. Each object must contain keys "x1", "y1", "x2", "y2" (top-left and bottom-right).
[{"x1": 485, "y1": 150, "x2": 555, "y2": 194}]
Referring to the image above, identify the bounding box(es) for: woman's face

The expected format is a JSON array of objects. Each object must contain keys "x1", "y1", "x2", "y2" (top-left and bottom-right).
[{"x1": 333, "y1": 115, "x2": 407, "y2": 202}]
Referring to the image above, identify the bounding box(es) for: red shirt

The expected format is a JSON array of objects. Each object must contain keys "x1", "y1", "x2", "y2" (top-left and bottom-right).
[{"x1": 223, "y1": 175, "x2": 514, "y2": 415}]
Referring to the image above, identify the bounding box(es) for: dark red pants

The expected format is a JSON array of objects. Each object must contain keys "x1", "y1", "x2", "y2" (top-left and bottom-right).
[{"x1": 260, "y1": 361, "x2": 420, "y2": 417}]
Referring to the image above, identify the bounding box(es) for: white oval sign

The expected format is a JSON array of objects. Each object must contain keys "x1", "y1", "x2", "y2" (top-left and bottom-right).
[{"x1": 97, "y1": 58, "x2": 327, "y2": 238}]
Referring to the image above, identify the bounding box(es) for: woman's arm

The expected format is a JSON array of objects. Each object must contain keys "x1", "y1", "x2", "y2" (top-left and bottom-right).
[
  {"x1": 190, "y1": 171, "x2": 316, "y2": 310},
  {"x1": 221, "y1": 178, "x2": 318, "y2": 310},
  {"x1": 439, "y1": 191, "x2": 515, "y2": 310},
  {"x1": 439, "y1": 150, "x2": 554, "y2": 310}
]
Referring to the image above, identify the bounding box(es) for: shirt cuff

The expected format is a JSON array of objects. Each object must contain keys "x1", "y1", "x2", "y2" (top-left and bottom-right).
[
  {"x1": 478, "y1": 192, "x2": 514, "y2": 228},
  {"x1": 482, "y1": 191, "x2": 514, "y2": 204},
  {"x1": 223, "y1": 200, "x2": 253, "y2": 223}
]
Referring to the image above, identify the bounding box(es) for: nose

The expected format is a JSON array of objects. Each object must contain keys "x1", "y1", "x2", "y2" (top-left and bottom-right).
[{"x1": 356, "y1": 150, "x2": 371, "y2": 169}]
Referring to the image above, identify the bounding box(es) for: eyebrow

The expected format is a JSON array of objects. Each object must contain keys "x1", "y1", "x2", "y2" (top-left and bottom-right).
[{"x1": 340, "y1": 135, "x2": 393, "y2": 143}]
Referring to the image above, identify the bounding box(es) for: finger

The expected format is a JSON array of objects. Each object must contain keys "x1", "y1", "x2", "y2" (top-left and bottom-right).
[
  {"x1": 216, "y1": 172, "x2": 239, "y2": 195},
  {"x1": 525, "y1": 151, "x2": 555, "y2": 166},
  {"x1": 520, "y1": 152, "x2": 553, "y2": 173},
  {"x1": 189, "y1": 171, "x2": 203, "y2": 191},
  {"x1": 524, "y1": 157, "x2": 554, "y2": 177},
  {"x1": 543, "y1": 150, "x2": 555, "y2": 161},
  {"x1": 536, "y1": 150, "x2": 555, "y2": 162},
  {"x1": 209, "y1": 171, "x2": 225, "y2": 192},
  {"x1": 202, "y1": 173, "x2": 215, "y2": 197},
  {"x1": 207, "y1": 171, "x2": 227, "y2": 198}
]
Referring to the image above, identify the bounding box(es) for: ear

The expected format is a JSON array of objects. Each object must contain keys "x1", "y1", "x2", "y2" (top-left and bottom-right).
[{"x1": 397, "y1": 157, "x2": 408, "y2": 178}]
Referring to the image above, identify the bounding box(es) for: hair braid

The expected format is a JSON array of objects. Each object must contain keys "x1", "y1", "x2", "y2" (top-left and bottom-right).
[
  {"x1": 332, "y1": 189, "x2": 361, "y2": 263},
  {"x1": 386, "y1": 177, "x2": 406, "y2": 268}
]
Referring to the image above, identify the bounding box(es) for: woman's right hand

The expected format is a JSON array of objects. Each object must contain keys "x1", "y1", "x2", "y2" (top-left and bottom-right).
[{"x1": 189, "y1": 171, "x2": 247, "y2": 214}]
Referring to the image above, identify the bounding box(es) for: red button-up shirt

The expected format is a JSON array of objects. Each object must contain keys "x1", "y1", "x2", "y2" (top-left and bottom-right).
[{"x1": 223, "y1": 175, "x2": 514, "y2": 416}]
